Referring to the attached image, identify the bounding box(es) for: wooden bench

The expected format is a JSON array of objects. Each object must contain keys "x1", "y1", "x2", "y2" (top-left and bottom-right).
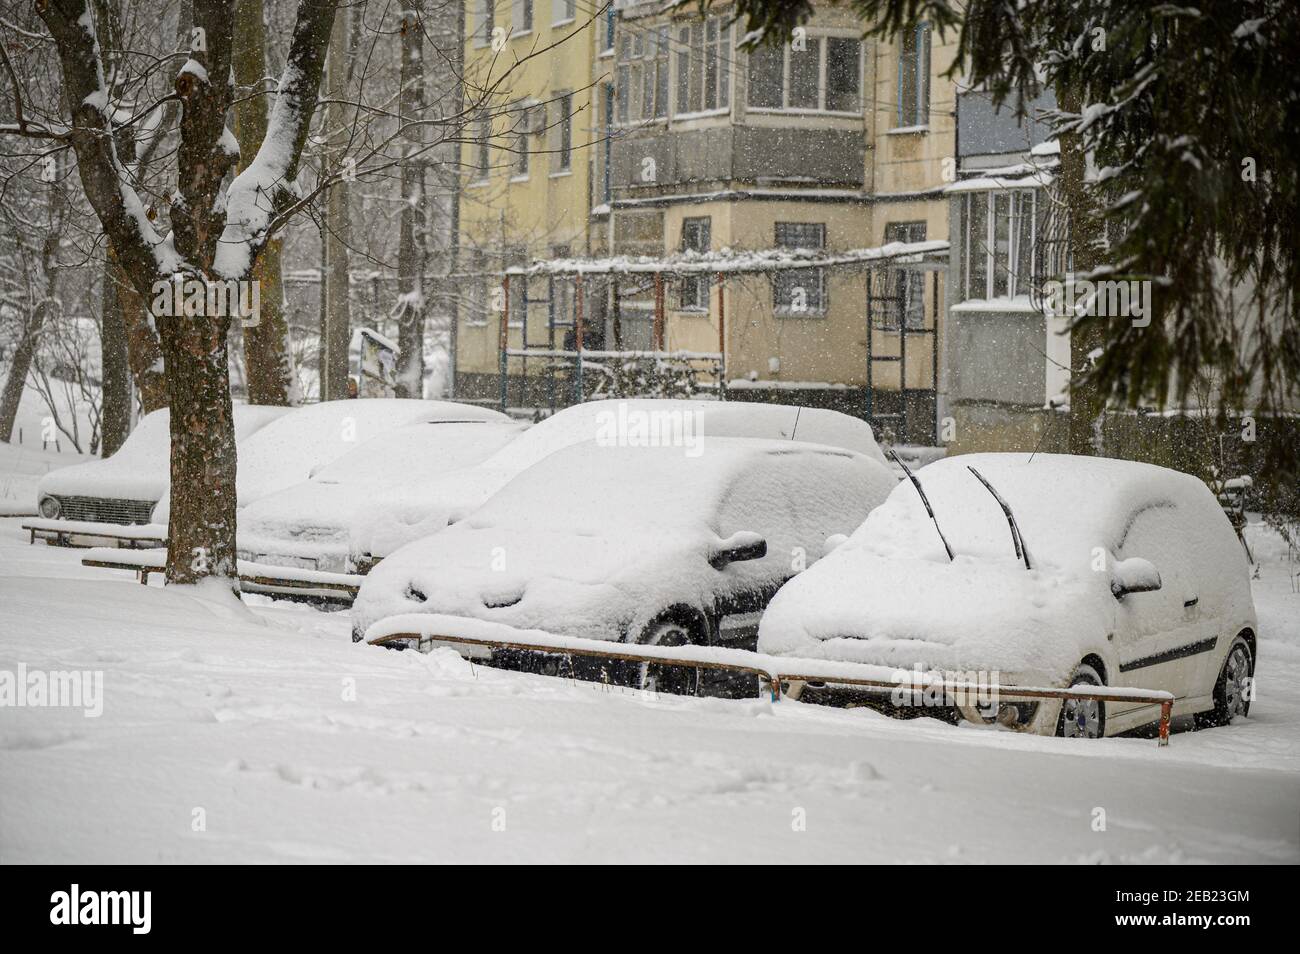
[
  {"x1": 80, "y1": 549, "x2": 361, "y2": 605},
  {"x1": 25, "y1": 519, "x2": 165, "y2": 549}
]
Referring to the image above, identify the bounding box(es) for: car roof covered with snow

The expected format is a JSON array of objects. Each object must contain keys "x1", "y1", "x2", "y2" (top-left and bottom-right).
[
  {"x1": 234, "y1": 399, "x2": 509, "y2": 505},
  {"x1": 38, "y1": 403, "x2": 291, "y2": 503},
  {"x1": 236, "y1": 419, "x2": 526, "y2": 565},
  {"x1": 757, "y1": 453, "x2": 1255, "y2": 682},
  {"x1": 348, "y1": 398, "x2": 885, "y2": 559},
  {"x1": 353, "y1": 437, "x2": 897, "y2": 644}
]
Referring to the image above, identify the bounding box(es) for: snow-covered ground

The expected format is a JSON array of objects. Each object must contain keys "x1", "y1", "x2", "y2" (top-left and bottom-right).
[{"x1": 0, "y1": 516, "x2": 1297, "y2": 863}]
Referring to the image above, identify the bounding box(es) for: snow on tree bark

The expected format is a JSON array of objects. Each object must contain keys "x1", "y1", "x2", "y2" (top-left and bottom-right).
[{"x1": 233, "y1": 0, "x2": 292, "y2": 407}]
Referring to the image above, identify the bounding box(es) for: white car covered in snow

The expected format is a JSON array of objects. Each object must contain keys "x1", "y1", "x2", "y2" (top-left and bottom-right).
[
  {"x1": 346, "y1": 398, "x2": 888, "y2": 568},
  {"x1": 150, "y1": 398, "x2": 509, "y2": 526},
  {"x1": 36, "y1": 404, "x2": 289, "y2": 526},
  {"x1": 237, "y1": 418, "x2": 524, "y2": 573},
  {"x1": 355, "y1": 438, "x2": 898, "y2": 691},
  {"x1": 757, "y1": 453, "x2": 1258, "y2": 738}
]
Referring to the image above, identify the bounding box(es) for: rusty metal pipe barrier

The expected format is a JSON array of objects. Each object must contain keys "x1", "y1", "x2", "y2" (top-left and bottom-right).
[{"x1": 370, "y1": 629, "x2": 1176, "y2": 747}]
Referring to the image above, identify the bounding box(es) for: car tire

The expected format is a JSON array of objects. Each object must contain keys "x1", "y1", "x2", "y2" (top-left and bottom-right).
[
  {"x1": 1194, "y1": 635, "x2": 1253, "y2": 730},
  {"x1": 634, "y1": 619, "x2": 700, "y2": 697},
  {"x1": 1055, "y1": 662, "x2": 1106, "y2": 739}
]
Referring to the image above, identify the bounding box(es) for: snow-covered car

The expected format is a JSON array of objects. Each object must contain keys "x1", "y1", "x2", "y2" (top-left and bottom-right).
[
  {"x1": 151, "y1": 398, "x2": 510, "y2": 526},
  {"x1": 36, "y1": 404, "x2": 289, "y2": 525},
  {"x1": 347, "y1": 398, "x2": 888, "y2": 567},
  {"x1": 236, "y1": 418, "x2": 525, "y2": 573},
  {"x1": 756, "y1": 453, "x2": 1258, "y2": 738},
  {"x1": 354, "y1": 437, "x2": 899, "y2": 690}
]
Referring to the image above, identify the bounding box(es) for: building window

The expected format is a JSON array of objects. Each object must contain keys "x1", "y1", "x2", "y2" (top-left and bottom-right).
[
  {"x1": 773, "y1": 222, "x2": 826, "y2": 316},
  {"x1": 554, "y1": 0, "x2": 576, "y2": 25},
  {"x1": 601, "y1": 84, "x2": 613, "y2": 202},
  {"x1": 513, "y1": 0, "x2": 533, "y2": 34},
  {"x1": 962, "y1": 190, "x2": 1037, "y2": 300},
  {"x1": 679, "y1": 217, "x2": 711, "y2": 310},
  {"x1": 676, "y1": 17, "x2": 731, "y2": 116},
  {"x1": 897, "y1": 22, "x2": 930, "y2": 127},
  {"x1": 551, "y1": 243, "x2": 574, "y2": 333},
  {"x1": 603, "y1": 6, "x2": 615, "y2": 52},
  {"x1": 505, "y1": 245, "x2": 527, "y2": 327},
  {"x1": 474, "y1": 111, "x2": 491, "y2": 180},
  {"x1": 617, "y1": 25, "x2": 669, "y2": 124},
  {"x1": 882, "y1": 221, "x2": 927, "y2": 331},
  {"x1": 554, "y1": 93, "x2": 572, "y2": 170},
  {"x1": 478, "y1": 0, "x2": 494, "y2": 46},
  {"x1": 746, "y1": 36, "x2": 861, "y2": 113}
]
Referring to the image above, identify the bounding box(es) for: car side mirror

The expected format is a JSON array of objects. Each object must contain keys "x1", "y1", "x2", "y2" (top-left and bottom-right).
[
  {"x1": 1111, "y1": 557, "x2": 1162, "y2": 599},
  {"x1": 709, "y1": 531, "x2": 767, "y2": 569},
  {"x1": 823, "y1": 533, "x2": 848, "y2": 556}
]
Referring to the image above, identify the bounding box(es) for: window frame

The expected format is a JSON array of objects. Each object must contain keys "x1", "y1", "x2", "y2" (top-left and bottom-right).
[
  {"x1": 746, "y1": 32, "x2": 863, "y2": 116},
  {"x1": 679, "y1": 216, "x2": 712, "y2": 311},
  {"x1": 513, "y1": 0, "x2": 534, "y2": 37},
  {"x1": 962, "y1": 189, "x2": 1038, "y2": 301},
  {"x1": 553, "y1": 0, "x2": 576, "y2": 27},
  {"x1": 773, "y1": 221, "x2": 828, "y2": 317},
  {"x1": 615, "y1": 24, "x2": 670, "y2": 126},
  {"x1": 553, "y1": 92, "x2": 573, "y2": 173},
  {"x1": 475, "y1": 0, "x2": 495, "y2": 48},
  {"x1": 672, "y1": 16, "x2": 732, "y2": 119},
  {"x1": 881, "y1": 221, "x2": 928, "y2": 331},
  {"x1": 895, "y1": 21, "x2": 931, "y2": 129}
]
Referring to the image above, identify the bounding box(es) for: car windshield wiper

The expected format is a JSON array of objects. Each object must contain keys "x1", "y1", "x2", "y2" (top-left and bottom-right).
[
  {"x1": 966, "y1": 466, "x2": 1032, "y2": 570},
  {"x1": 889, "y1": 450, "x2": 954, "y2": 562}
]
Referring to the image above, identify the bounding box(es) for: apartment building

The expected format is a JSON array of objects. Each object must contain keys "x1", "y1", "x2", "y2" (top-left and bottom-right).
[
  {"x1": 454, "y1": 3, "x2": 959, "y2": 443},
  {"x1": 454, "y1": 0, "x2": 604, "y2": 404}
]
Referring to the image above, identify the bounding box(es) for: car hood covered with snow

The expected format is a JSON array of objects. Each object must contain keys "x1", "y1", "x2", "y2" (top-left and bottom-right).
[
  {"x1": 757, "y1": 453, "x2": 1245, "y2": 684},
  {"x1": 354, "y1": 522, "x2": 712, "y2": 642}
]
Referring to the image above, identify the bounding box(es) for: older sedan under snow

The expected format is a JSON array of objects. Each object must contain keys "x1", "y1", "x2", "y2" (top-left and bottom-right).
[
  {"x1": 354, "y1": 437, "x2": 898, "y2": 690},
  {"x1": 36, "y1": 404, "x2": 289, "y2": 526},
  {"x1": 236, "y1": 419, "x2": 524, "y2": 573},
  {"x1": 756, "y1": 453, "x2": 1258, "y2": 738},
  {"x1": 148, "y1": 398, "x2": 509, "y2": 528}
]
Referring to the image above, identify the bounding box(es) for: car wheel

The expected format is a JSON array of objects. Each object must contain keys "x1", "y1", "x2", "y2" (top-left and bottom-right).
[
  {"x1": 1055, "y1": 663, "x2": 1106, "y2": 739},
  {"x1": 635, "y1": 620, "x2": 700, "y2": 697},
  {"x1": 1194, "y1": 636, "x2": 1253, "y2": 729}
]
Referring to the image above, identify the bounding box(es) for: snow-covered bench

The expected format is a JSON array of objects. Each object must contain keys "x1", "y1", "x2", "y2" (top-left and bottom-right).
[
  {"x1": 25, "y1": 518, "x2": 166, "y2": 549},
  {"x1": 366, "y1": 615, "x2": 1179, "y2": 747},
  {"x1": 80, "y1": 548, "x2": 362, "y2": 605}
]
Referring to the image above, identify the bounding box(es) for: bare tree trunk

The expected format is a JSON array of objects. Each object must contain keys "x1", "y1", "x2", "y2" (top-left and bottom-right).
[
  {"x1": 1057, "y1": 83, "x2": 1108, "y2": 457},
  {"x1": 99, "y1": 251, "x2": 132, "y2": 454},
  {"x1": 0, "y1": 302, "x2": 46, "y2": 442},
  {"x1": 0, "y1": 229, "x2": 60, "y2": 442},
  {"x1": 111, "y1": 250, "x2": 169, "y2": 412},
  {"x1": 320, "y1": 5, "x2": 352, "y2": 401},
  {"x1": 158, "y1": 314, "x2": 239, "y2": 584},
  {"x1": 233, "y1": 0, "x2": 292, "y2": 406},
  {"x1": 394, "y1": 6, "x2": 428, "y2": 398}
]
